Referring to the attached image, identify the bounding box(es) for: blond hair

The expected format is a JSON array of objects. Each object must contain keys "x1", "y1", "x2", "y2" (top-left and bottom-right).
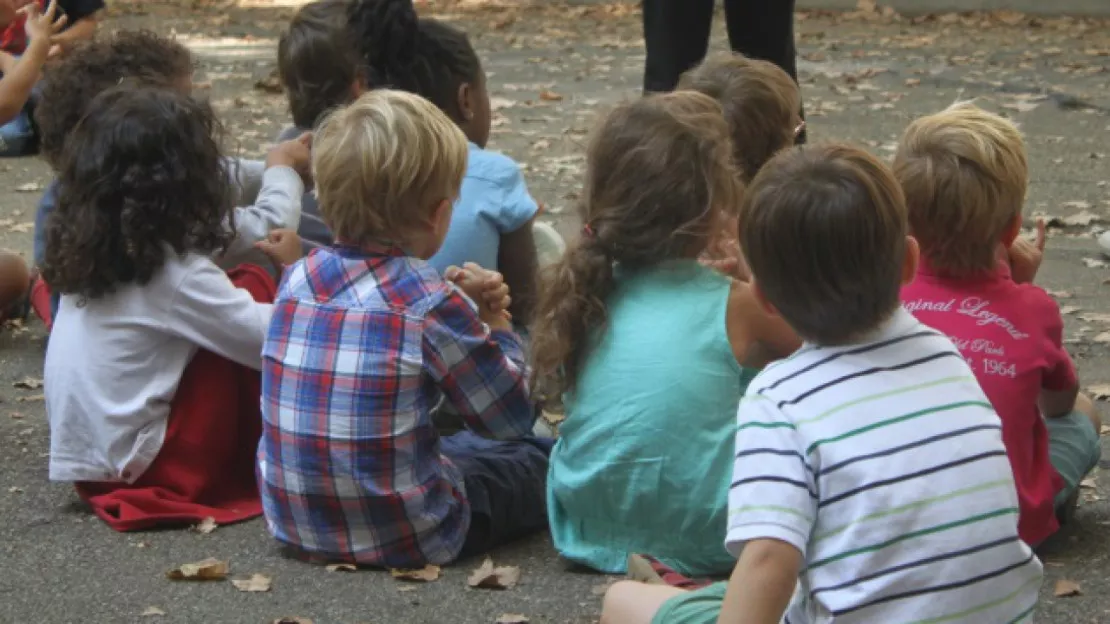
[
  {"x1": 313, "y1": 89, "x2": 468, "y2": 245},
  {"x1": 679, "y1": 52, "x2": 800, "y2": 183},
  {"x1": 893, "y1": 102, "x2": 1027, "y2": 276},
  {"x1": 741, "y1": 144, "x2": 908, "y2": 346}
]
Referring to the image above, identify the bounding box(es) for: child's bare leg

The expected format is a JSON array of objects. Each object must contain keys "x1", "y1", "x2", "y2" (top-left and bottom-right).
[
  {"x1": 1075, "y1": 392, "x2": 1102, "y2": 434},
  {"x1": 601, "y1": 581, "x2": 687, "y2": 624}
]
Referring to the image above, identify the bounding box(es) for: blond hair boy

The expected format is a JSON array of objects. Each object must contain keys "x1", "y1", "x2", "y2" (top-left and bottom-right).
[
  {"x1": 899, "y1": 102, "x2": 1101, "y2": 546},
  {"x1": 257, "y1": 89, "x2": 551, "y2": 569}
]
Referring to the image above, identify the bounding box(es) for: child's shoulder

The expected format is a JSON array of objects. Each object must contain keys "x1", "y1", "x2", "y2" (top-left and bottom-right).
[
  {"x1": 465, "y1": 145, "x2": 525, "y2": 185},
  {"x1": 280, "y1": 247, "x2": 454, "y2": 315}
]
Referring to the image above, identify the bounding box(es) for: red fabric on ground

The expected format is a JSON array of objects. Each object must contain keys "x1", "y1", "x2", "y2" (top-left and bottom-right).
[
  {"x1": 29, "y1": 274, "x2": 51, "y2": 330},
  {"x1": 74, "y1": 264, "x2": 276, "y2": 531}
]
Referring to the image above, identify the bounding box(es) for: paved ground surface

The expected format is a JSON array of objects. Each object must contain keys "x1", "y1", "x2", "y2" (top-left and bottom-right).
[{"x1": 0, "y1": 2, "x2": 1109, "y2": 622}]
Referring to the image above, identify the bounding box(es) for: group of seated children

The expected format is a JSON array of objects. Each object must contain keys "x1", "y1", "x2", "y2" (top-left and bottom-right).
[{"x1": 29, "y1": 0, "x2": 1100, "y2": 620}]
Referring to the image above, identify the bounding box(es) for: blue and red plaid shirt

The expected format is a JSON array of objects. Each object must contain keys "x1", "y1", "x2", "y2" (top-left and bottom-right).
[{"x1": 258, "y1": 244, "x2": 534, "y2": 568}]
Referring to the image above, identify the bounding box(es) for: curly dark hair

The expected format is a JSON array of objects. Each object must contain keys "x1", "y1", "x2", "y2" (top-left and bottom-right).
[
  {"x1": 41, "y1": 87, "x2": 234, "y2": 303},
  {"x1": 348, "y1": 0, "x2": 481, "y2": 122},
  {"x1": 34, "y1": 30, "x2": 194, "y2": 169},
  {"x1": 278, "y1": 0, "x2": 361, "y2": 129}
]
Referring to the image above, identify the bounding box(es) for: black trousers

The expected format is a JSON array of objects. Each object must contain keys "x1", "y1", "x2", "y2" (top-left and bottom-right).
[
  {"x1": 642, "y1": 0, "x2": 799, "y2": 92},
  {"x1": 642, "y1": 0, "x2": 804, "y2": 141}
]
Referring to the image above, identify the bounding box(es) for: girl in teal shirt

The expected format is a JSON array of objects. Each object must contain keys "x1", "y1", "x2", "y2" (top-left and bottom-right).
[{"x1": 531, "y1": 92, "x2": 799, "y2": 576}]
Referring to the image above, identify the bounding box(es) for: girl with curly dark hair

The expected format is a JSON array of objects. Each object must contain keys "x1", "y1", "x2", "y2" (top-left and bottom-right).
[
  {"x1": 28, "y1": 30, "x2": 313, "y2": 329},
  {"x1": 42, "y1": 86, "x2": 304, "y2": 532}
]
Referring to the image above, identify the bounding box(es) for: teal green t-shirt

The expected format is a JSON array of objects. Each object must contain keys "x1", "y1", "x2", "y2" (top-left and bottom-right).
[{"x1": 547, "y1": 261, "x2": 756, "y2": 575}]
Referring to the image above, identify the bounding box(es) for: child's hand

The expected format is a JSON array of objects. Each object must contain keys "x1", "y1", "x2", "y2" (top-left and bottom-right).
[
  {"x1": 266, "y1": 132, "x2": 313, "y2": 186},
  {"x1": 23, "y1": 0, "x2": 67, "y2": 47},
  {"x1": 1008, "y1": 218, "x2": 1046, "y2": 285},
  {"x1": 254, "y1": 228, "x2": 303, "y2": 271},
  {"x1": 446, "y1": 263, "x2": 512, "y2": 329}
]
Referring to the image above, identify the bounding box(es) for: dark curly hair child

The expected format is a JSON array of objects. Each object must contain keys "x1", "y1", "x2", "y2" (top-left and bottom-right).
[
  {"x1": 43, "y1": 86, "x2": 302, "y2": 533},
  {"x1": 29, "y1": 30, "x2": 311, "y2": 330}
]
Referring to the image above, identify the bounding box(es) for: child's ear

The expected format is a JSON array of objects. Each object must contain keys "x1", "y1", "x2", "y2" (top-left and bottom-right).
[
  {"x1": 350, "y1": 78, "x2": 367, "y2": 101},
  {"x1": 456, "y1": 82, "x2": 474, "y2": 123},
  {"x1": 901, "y1": 235, "x2": 921, "y2": 286},
  {"x1": 1001, "y1": 214, "x2": 1023, "y2": 248}
]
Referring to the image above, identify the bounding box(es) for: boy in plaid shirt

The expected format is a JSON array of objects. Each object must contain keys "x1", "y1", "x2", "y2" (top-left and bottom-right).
[{"x1": 258, "y1": 89, "x2": 551, "y2": 568}]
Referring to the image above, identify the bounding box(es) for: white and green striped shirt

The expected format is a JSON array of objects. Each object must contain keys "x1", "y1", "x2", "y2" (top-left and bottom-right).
[{"x1": 729, "y1": 309, "x2": 1042, "y2": 623}]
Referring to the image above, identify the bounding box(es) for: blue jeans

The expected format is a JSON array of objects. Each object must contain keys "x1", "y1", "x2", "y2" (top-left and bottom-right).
[{"x1": 440, "y1": 432, "x2": 553, "y2": 557}]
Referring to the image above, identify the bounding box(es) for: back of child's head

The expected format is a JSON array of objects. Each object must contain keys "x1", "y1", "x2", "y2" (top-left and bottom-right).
[
  {"x1": 532, "y1": 90, "x2": 742, "y2": 395},
  {"x1": 42, "y1": 87, "x2": 232, "y2": 302},
  {"x1": 348, "y1": 0, "x2": 483, "y2": 126},
  {"x1": 35, "y1": 30, "x2": 194, "y2": 170},
  {"x1": 679, "y1": 52, "x2": 800, "y2": 183},
  {"x1": 894, "y1": 102, "x2": 1027, "y2": 277},
  {"x1": 741, "y1": 144, "x2": 908, "y2": 346},
  {"x1": 312, "y1": 89, "x2": 467, "y2": 246},
  {"x1": 278, "y1": 0, "x2": 361, "y2": 129}
]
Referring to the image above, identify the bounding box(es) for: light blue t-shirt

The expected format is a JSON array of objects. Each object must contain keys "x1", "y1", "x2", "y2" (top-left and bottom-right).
[{"x1": 427, "y1": 143, "x2": 538, "y2": 274}]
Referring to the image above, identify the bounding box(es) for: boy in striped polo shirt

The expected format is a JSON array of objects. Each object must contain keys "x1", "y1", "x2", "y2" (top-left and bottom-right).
[{"x1": 601, "y1": 144, "x2": 1042, "y2": 624}]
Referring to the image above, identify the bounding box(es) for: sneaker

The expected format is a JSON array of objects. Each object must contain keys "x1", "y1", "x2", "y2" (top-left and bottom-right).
[{"x1": 532, "y1": 221, "x2": 566, "y2": 268}]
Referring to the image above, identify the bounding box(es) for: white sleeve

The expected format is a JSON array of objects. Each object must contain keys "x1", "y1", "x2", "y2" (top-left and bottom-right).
[
  {"x1": 726, "y1": 393, "x2": 816, "y2": 558},
  {"x1": 218, "y1": 165, "x2": 304, "y2": 267},
  {"x1": 224, "y1": 157, "x2": 266, "y2": 205},
  {"x1": 165, "y1": 260, "x2": 274, "y2": 370}
]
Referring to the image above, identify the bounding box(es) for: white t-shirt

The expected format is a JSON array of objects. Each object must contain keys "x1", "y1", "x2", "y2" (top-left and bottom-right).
[
  {"x1": 729, "y1": 309, "x2": 1042, "y2": 623},
  {"x1": 45, "y1": 253, "x2": 273, "y2": 483}
]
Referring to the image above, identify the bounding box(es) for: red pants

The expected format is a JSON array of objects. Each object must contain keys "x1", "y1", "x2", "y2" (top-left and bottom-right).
[{"x1": 75, "y1": 265, "x2": 276, "y2": 532}]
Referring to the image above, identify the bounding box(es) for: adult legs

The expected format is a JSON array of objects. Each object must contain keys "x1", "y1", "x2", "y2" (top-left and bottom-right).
[
  {"x1": 641, "y1": 0, "x2": 716, "y2": 93},
  {"x1": 723, "y1": 0, "x2": 807, "y2": 142}
]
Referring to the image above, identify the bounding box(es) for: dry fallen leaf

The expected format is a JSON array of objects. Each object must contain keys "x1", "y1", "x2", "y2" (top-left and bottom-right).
[
  {"x1": 396, "y1": 585, "x2": 418, "y2": 593},
  {"x1": 496, "y1": 615, "x2": 530, "y2": 624},
  {"x1": 1080, "y1": 477, "x2": 1097, "y2": 489},
  {"x1": 141, "y1": 607, "x2": 166, "y2": 617},
  {"x1": 1079, "y1": 313, "x2": 1110, "y2": 324},
  {"x1": 1082, "y1": 258, "x2": 1108, "y2": 269},
  {"x1": 1088, "y1": 384, "x2": 1110, "y2": 401},
  {"x1": 1093, "y1": 332, "x2": 1110, "y2": 344},
  {"x1": 272, "y1": 619, "x2": 313, "y2": 624},
  {"x1": 538, "y1": 89, "x2": 564, "y2": 102},
  {"x1": 1100, "y1": 424, "x2": 1110, "y2": 436},
  {"x1": 13, "y1": 377, "x2": 42, "y2": 389},
  {"x1": 16, "y1": 394, "x2": 44, "y2": 403},
  {"x1": 15, "y1": 182, "x2": 41, "y2": 193},
  {"x1": 490, "y1": 97, "x2": 516, "y2": 111},
  {"x1": 1054, "y1": 579, "x2": 1082, "y2": 597},
  {"x1": 231, "y1": 573, "x2": 272, "y2": 592},
  {"x1": 8, "y1": 486, "x2": 24, "y2": 493},
  {"x1": 1062, "y1": 200, "x2": 1093, "y2": 210},
  {"x1": 1059, "y1": 306, "x2": 1080, "y2": 315},
  {"x1": 467, "y1": 557, "x2": 521, "y2": 590},
  {"x1": 1061, "y1": 211, "x2": 1101, "y2": 227},
  {"x1": 326, "y1": 563, "x2": 357, "y2": 572},
  {"x1": 192, "y1": 516, "x2": 218, "y2": 534},
  {"x1": 166, "y1": 558, "x2": 230, "y2": 581},
  {"x1": 390, "y1": 564, "x2": 441, "y2": 582}
]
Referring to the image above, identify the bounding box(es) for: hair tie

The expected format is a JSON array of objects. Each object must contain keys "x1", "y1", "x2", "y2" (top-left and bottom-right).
[{"x1": 581, "y1": 223, "x2": 596, "y2": 239}]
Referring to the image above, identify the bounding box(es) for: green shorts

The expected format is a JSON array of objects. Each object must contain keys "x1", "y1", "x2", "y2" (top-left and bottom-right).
[
  {"x1": 1047, "y1": 410, "x2": 1102, "y2": 508},
  {"x1": 651, "y1": 582, "x2": 728, "y2": 624}
]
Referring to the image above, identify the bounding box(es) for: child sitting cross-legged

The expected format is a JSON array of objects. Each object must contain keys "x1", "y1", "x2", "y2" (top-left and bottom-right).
[
  {"x1": 258, "y1": 89, "x2": 551, "y2": 568},
  {"x1": 532, "y1": 91, "x2": 800, "y2": 577},
  {"x1": 44, "y1": 87, "x2": 303, "y2": 531},
  {"x1": 602, "y1": 144, "x2": 1043, "y2": 624},
  {"x1": 898, "y1": 102, "x2": 1102, "y2": 546}
]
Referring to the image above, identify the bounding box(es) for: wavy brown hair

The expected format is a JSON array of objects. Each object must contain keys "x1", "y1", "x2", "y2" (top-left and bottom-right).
[
  {"x1": 35, "y1": 30, "x2": 194, "y2": 170},
  {"x1": 42, "y1": 87, "x2": 234, "y2": 303},
  {"x1": 531, "y1": 91, "x2": 743, "y2": 398}
]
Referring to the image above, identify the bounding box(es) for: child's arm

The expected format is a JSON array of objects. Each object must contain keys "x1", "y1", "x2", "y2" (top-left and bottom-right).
[
  {"x1": 721, "y1": 393, "x2": 816, "y2": 622},
  {"x1": 0, "y1": 1, "x2": 65, "y2": 123},
  {"x1": 166, "y1": 259, "x2": 274, "y2": 370},
  {"x1": 490, "y1": 158, "x2": 540, "y2": 324},
  {"x1": 1038, "y1": 292, "x2": 1079, "y2": 418},
  {"x1": 497, "y1": 217, "x2": 538, "y2": 326},
  {"x1": 1007, "y1": 219, "x2": 1046, "y2": 285},
  {"x1": 728, "y1": 280, "x2": 802, "y2": 369},
  {"x1": 423, "y1": 275, "x2": 534, "y2": 440},
  {"x1": 718, "y1": 539, "x2": 803, "y2": 624},
  {"x1": 218, "y1": 136, "x2": 311, "y2": 266}
]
